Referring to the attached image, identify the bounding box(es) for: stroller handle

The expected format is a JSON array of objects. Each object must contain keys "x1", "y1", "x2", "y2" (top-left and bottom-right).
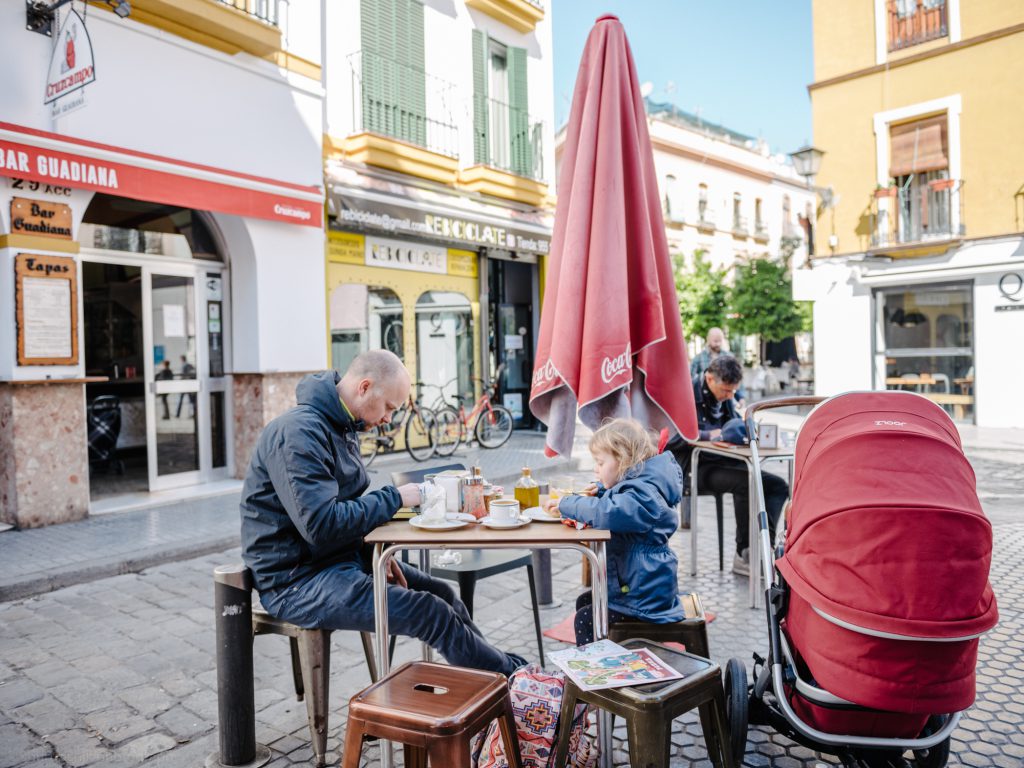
[{"x1": 743, "y1": 395, "x2": 825, "y2": 443}]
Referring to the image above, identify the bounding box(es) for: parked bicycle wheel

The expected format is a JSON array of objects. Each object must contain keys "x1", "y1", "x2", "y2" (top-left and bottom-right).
[
  {"x1": 475, "y1": 405, "x2": 514, "y2": 448},
  {"x1": 433, "y1": 406, "x2": 464, "y2": 457},
  {"x1": 358, "y1": 428, "x2": 382, "y2": 467},
  {"x1": 404, "y1": 406, "x2": 438, "y2": 462}
]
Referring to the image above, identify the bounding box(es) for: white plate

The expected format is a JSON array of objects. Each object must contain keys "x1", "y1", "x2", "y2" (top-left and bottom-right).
[
  {"x1": 479, "y1": 514, "x2": 531, "y2": 529},
  {"x1": 525, "y1": 507, "x2": 561, "y2": 523},
  {"x1": 408, "y1": 515, "x2": 469, "y2": 531}
]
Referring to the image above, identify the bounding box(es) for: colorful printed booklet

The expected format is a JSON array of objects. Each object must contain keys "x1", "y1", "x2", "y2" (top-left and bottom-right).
[{"x1": 548, "y1": 639, "x2": 684, "y2": 691}]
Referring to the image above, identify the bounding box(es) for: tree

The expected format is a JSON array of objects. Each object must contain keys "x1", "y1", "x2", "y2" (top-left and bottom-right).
[
  {"x1": 673, "y1": 250, "x2": 729, "y2": 340},
  {"x1": 730, "y1": 255, "x2": 803, "y2": 364}
]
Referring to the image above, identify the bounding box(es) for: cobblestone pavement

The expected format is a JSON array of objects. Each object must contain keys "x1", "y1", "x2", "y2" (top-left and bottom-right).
[{"x1": 0, "y1": 454, "x2": 1021, "y2": 767}]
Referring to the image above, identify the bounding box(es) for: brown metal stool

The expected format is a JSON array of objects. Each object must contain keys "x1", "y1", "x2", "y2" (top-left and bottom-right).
[
  {"x1": 608, "y1": 592, "x2": 710, "y2": 658},
  {"x1": 342, "y1": 661, "x2": 523, "y2": 768},
  {"x1": 552, "y1": 640, "x2": 732, "y2": 768}
]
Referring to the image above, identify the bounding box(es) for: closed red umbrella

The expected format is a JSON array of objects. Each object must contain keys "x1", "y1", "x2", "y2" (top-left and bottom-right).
[{"x1": 529, "y1": 14, "x2": 697, "y2": 457}]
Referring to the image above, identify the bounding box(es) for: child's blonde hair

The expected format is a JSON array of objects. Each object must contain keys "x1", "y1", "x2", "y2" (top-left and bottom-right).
[{"x1": 589, "y1": 418, "x2": 659, "y2": 485}]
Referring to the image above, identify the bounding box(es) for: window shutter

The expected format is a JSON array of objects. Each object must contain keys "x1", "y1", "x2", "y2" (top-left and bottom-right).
[
  {"x1": 890, "y1": 114, "x2": 948, "y2": 177},
  {"x1": 472, "y1": 29, "x2": 490, "y2": 165},
  {"x1": 360, "y1": 0, "x2": 426, "y2": 145},
  {"x1": 508, "y1": 46, "x2": 531, "y2": 177}
]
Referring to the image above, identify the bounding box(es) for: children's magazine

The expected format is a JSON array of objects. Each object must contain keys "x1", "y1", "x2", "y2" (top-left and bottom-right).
[{"x1": 548, "y1": 639, "x2": 684, "y2": 691}]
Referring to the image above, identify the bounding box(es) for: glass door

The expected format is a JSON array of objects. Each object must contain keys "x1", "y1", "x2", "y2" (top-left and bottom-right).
[{"x1": 144, "y1": 268, "x2": 203, "y2": 490}]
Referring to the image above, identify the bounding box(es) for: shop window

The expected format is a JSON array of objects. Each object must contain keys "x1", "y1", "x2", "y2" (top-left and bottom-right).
[
  {"x1": 875, "y1": 282, "x2": 973, "y2": 421},
  {"x1": 81, "y1": 194, "x2": 224, "y2": 260},
  {"x1": 415, "y1": 291, "x2": 474, "y2": 406},
  {"x1": 329, "y1": 284, "x2": 403, "y2": 374}
]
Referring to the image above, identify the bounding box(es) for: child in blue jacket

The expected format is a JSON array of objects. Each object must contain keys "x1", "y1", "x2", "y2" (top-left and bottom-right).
[{"x1": 544, "y1": 418, "x2": 684, "y2": 645}]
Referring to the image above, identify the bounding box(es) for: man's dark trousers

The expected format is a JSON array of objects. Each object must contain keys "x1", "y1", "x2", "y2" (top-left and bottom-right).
[
  {"x1": 696, "y1": 456, "x2": 788, "y2": 553},
  {"x1": 258, "y1": 558, "x2": 519, "y2": 675}
]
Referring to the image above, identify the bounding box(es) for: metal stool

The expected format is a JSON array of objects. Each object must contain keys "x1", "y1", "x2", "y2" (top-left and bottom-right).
[
  {"x1": 217, "y1": 565, "x2": 381, "y2": 767},
  {"x1": 608, "y1": 592, "x2": 710, "y2": 658},
  {"x1": 552, "y1": 640, "x2": 732, "y2": 768},
  {"x1": 342, "y1": 661, "x2": 523, "y2": 768}
]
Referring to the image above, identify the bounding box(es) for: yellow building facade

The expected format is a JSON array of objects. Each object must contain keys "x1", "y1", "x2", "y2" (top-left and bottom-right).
[{"x1": 795, "y1": 1, "x2": 1024, "y2": 428}]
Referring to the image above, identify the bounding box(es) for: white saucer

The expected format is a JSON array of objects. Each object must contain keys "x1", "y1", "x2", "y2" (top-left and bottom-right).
[
  {"x1": 479, "y1": 514, "x2": 530, "y2": 529},
  {"x1": 409, "y1": 515, "x2": 469, "y2": 531},
  {"x1": 525, "y1": 507, "x2": 561, "y2": 523}
]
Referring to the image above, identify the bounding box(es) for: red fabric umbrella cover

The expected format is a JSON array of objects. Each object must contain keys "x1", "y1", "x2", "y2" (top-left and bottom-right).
[{"x1": 529, "y1": 15, "x2": 697, "y2": 457}]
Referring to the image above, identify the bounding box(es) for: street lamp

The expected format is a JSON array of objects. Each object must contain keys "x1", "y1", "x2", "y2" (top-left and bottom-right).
[{"x1": 789, "y1": 145, "x2": 825, "y2": 187}]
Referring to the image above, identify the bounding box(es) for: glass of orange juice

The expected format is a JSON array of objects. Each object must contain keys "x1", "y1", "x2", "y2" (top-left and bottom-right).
[{"x1": 549, "y1": 476, "x2": 574, "y2": 501}]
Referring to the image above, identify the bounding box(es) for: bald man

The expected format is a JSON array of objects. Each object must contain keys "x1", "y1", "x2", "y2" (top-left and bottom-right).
[
  {"x1": 690, "y1": 327, "x2": 745, "y2": 408},
  {"x1": 241, "y1": 350, "x2": 526, "y2": 676}
]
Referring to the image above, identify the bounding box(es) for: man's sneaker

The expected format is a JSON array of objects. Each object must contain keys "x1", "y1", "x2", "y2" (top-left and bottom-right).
[{"x1": 732, "y1": 548, "x2": 750, "y2": 577}]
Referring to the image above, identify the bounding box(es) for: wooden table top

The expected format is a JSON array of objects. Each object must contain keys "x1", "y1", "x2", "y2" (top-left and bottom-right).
[{"x1": 365, "y1": 519, "x2": 610, "y2": 545}]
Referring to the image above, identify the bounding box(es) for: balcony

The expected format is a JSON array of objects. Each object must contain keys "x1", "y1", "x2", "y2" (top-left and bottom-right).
[
  {"x1": 460, "y1": 96, "x2": 547, "y2": 206},
  {"x1": 887, "y1": 0, "x2": 947, "y2": 52},
  {"x1": 696, "y1": 212, "x2": 715, "y2": 233},
  {"x1": 465, "y1": 0, "x2": 545, "y2": 34},
  {"x1": 753, "y1": 222, "x2": 770, "y2": 243},
  {"x1": 215, "y1": 0, "x2": 279, "y2": 26},
  {"x1": 871, "y1": 178, "x2": 964, "y2": 253},
  {"x1": 732, "y1": 215, "x2": 749, "y2": 238},
  {"x1": 345, "y1": 50, "x2": 460, "y2": 184}
]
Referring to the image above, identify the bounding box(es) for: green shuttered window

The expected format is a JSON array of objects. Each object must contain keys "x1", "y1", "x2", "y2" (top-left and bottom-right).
[
  {"x1": 472, "y1": 29, "x2": 532, "y2": 178},
  {"x1": 360, "y1": 0, "x2": 427, "y2": 146}
]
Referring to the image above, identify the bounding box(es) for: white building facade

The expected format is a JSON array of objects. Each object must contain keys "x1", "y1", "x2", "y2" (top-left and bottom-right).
[
  {"x1": 321, "y1": 0, "x2": 555, "y2": 429},
  {"x1": 0, "y1": 1, "x2": 325, "y2": 526}
]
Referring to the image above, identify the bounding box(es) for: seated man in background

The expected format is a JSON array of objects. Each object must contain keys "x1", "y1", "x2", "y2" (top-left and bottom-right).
[
  {"x1": 240, "y1": 349, "x2": 526, "y2": 676},
  {"x1": 669, "y1": 356, "x2": 789, "y2": 575},
  {"x1": 689, "y1": 327, "x2": 746, "y2": 408}
]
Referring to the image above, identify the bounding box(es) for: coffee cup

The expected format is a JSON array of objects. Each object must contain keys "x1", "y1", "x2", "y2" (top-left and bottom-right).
[{"x1": 489, "y1": 498, "x2": 520, "y2": 523}]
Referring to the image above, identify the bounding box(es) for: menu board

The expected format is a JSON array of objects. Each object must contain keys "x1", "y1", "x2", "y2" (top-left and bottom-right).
[{"x1": 15, "y1": 253, "x2": 79, "y2": 366}]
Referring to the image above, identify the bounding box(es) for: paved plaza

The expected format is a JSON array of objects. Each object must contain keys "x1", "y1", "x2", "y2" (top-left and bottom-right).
[{"x1": 0, "y1": 431, "x2": 1021, "y2": 767}]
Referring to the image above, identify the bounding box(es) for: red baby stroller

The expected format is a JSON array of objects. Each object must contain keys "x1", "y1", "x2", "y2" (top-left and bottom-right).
[{"x1": 725, "y1": 391, "x2": 999, "y2": 768}]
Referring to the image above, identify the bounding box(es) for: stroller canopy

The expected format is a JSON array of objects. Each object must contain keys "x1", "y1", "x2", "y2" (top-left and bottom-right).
[{"x1": 779, "y1": 391, "x2": 997, "y2": 642}]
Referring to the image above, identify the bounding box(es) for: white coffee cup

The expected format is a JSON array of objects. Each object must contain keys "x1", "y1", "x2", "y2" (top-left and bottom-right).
[{"x1": 489, "y1": 498, "x2": 520, "y2": 523}]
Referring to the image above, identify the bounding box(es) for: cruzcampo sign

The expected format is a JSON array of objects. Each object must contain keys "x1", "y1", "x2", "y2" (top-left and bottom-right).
[{"x1": 44, "y1": 9, "x2": 96, "y2": 105}]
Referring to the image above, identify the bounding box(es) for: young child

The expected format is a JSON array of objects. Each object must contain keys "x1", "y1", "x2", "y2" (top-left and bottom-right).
[{"x1": 544, "y1": 418, "x2": 685, "y2": 645}]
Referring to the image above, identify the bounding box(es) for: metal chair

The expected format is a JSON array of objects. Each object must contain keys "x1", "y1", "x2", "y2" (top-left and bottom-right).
[{"x1": 392, "y1": 465, "x2": 546, "y2": 665}]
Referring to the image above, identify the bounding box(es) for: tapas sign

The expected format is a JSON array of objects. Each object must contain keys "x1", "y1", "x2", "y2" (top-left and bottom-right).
[
  {"x1": 10, "y1": 197, "x2": 72, "y2": 240},
  {"x1": 15, "y1": 253, "x2": 79, "y2": 366}
]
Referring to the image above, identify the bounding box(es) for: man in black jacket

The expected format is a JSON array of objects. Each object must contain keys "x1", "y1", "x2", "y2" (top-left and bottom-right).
[
  {"x1": 670, "y1": 356, "x2": 789, "y2": 576},
  {"x1": 240, "y1": 350, "x2": 526, "y2": 675}
]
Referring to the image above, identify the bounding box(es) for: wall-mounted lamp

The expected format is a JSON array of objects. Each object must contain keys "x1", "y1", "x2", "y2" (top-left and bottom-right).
[{"x1": 27, "y1": 0, "x2": 130, "y2": 36}]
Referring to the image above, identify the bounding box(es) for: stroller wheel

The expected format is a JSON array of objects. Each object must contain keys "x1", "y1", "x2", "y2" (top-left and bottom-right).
[
  {"x1": 723, "y1": 657, "x2": 748, "y2": 767},
  {"x1": 913, "y1": 716, "x2": 951, "y2": 768}
]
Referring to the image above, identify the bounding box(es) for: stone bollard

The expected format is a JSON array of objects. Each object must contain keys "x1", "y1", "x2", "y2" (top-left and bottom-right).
[{"x1": 206, "y1": 565, "x2": 270, "y2": 768}]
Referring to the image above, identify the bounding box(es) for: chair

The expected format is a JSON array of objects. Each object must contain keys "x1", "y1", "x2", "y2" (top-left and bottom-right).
[
  {"x1": 391, "y1": 465, "x2": 546, "y2": 665},
  {"x1": 230, "y1": 566, "x2": 383, "y2": 767},
  {"x1": 552, "y1": 640, "x2": 732, "y2": 768},
  {"x1": 683, "y1": 489, "x2": 729, "y2": 571},
  {"x1": 608, "y1": 591, "x2": 710, "y2": 658},
  {"x1": 342, "y1": 661, "x2": 523, "y2": 768}
]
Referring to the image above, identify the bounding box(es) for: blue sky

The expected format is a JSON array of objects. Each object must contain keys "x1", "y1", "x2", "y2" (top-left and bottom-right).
[{"x1": 552, "y1": 0, "x2": 814, "y2": 156}]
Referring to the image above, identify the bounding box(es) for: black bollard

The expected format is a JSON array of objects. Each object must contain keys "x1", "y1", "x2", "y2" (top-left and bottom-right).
[{"x1": 208, "y1": 565, "x2": 270, "y2": 768}]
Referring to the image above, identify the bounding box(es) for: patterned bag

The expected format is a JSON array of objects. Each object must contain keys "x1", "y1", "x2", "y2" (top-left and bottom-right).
[{"x1": 473, "y1": 665, "x2": 596, "y2": 768}]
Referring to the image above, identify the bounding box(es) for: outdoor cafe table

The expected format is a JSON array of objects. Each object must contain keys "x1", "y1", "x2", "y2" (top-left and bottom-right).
[
  {"x1": 365, "y1": 520, "x2": 612, "y2": 768},
  {"x1": 689, "y1": 440, "x2": 795, "y2": 608}
]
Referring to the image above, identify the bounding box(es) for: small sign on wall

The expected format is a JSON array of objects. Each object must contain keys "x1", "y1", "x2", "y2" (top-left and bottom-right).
[
  {"x1": 15, "y1": 253, "x2": 78, "y2": 366},
  {"x1": 10, "y1": 197, "x2": 72, "y2": 239}
]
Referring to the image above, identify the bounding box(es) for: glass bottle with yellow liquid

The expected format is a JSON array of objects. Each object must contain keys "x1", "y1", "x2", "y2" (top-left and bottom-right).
[{"x1": 513, "y1": 467, "x2": 540, "y2": 510}]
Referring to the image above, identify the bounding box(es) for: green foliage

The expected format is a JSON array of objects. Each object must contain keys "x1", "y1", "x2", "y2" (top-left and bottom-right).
[
  {"x1": 796, "y1": 300, "x2": 814, "y2": 333},
  {"x1": 673, "y1": 250, "x2": 729, "y2": 339},
  {"x1": 730, "y1": 257, "x2": 803, "y2": 360}
]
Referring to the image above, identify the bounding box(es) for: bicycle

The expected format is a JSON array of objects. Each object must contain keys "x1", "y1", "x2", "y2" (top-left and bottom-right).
[
  {"x1": 356, "y1": 393, "x2": 438, "y2": 466},
  {"x1": 427, "y1": 367, "x2": 514, "y2": 456}
]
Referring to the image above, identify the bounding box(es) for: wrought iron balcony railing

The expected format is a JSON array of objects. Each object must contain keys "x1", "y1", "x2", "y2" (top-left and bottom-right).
[
  {"x1": 473, "y1": 96, "x2": 545, "y2": 181},
  {"x1": 887, "y1": 0, "x2": 947, "y2": 51},
  {"x1": 871, "y1": 178, "x2": 963, "y2": 248},
  {"x1": 348, "y1": 50, "x2": 460, "y2": 159},
  {"x1": 216, "y1": 0, "x2": 280, "y2": 26}
]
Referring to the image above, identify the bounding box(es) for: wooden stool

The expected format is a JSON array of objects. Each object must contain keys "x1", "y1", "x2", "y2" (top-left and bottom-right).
[
  {"x1": 609, "y1": 592, "x2": 710, "y2": 658},
  {"x1": 342, "y1": 661, "x2": 523, "y2": 768},
  {"x1": 552, "y1": 640, "x2": 732, "y2": 768}
]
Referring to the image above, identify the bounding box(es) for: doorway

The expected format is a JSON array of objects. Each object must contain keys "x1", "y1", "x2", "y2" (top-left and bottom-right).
[
  {"x1": 487, "y1": 258, "x2": 536, "y2": 428},
  {"x1": 80, "y1": 195, "x2": 232, "y2": 501}
]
